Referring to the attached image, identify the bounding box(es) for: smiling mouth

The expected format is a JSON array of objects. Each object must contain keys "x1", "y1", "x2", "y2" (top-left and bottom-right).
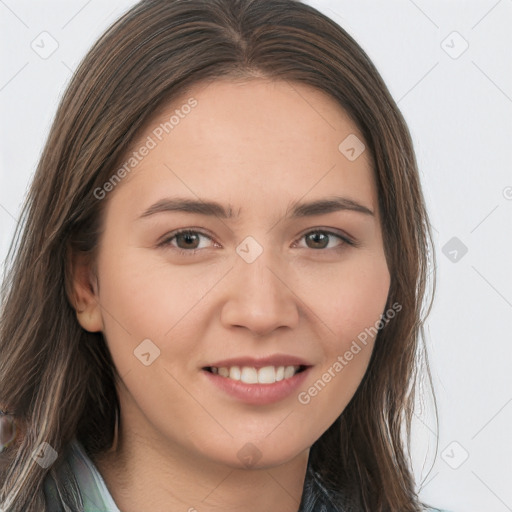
[{"x1": 203, "y1": 365, "x2": 309, "y2": 385}]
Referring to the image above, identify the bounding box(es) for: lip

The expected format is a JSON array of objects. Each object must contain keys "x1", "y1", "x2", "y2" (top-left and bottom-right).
[
  {"x1": 203, "y1": 354, "x2": 312, "y2": 369},
  {"x1": 202, "y1": 365, "x2": 313, "y2": 405}
]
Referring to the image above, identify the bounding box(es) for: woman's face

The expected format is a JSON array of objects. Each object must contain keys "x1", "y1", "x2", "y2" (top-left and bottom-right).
[{"x1": 76, "y1": 78, "x2": 390, "y2": 469}]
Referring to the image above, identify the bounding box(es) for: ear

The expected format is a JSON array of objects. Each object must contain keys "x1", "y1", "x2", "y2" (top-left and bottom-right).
[{"x1": 67, "y1": 247, "x2": 104, "y2": 333}]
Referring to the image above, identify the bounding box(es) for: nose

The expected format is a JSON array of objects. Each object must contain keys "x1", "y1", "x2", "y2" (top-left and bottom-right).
[{"x1": 220, "y1": 248, "x2": 300, "y2": 337}]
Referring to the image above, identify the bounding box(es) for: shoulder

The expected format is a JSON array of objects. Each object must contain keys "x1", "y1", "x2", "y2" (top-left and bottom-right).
[
  {"x1": 43, "y1": 438, "x2": 120, "y2": 512},
  {"x1": 43, "y1": 445, "x2": 83, "y2": 511}
]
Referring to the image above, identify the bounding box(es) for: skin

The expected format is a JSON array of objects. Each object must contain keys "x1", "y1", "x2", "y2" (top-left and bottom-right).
[{"x1": 72, "y1": 78, "x2": 391, "y2": 512}]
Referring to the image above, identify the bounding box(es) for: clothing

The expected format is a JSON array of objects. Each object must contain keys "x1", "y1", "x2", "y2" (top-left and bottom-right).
[
  {"x1": 43, "y1": 438, "x2": 119, "y2": 512},
  {"x1": 43, "y1": 438, "x2": 447, "y2": 512}
]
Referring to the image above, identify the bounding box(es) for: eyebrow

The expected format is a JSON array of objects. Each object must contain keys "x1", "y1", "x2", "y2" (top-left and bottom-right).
[{"x1": 137, "y1": 195, "x2": 374, "y2": 220}]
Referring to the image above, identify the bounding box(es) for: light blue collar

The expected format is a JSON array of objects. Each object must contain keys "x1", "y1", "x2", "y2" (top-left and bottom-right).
[{"x1": 62, "y1": 438, "x2": 121, "y2": 512}]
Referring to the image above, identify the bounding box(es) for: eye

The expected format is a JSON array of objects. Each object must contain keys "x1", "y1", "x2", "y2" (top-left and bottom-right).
[
  {"x1": 293, "y1": 229, "x2": 356, "y2": 251},
  {"x1": 158, "y1": 228, "x2": 357, "y2": 256},
  {"x1": 158, "y1": 229, "x2": 215, "y2": 255}
]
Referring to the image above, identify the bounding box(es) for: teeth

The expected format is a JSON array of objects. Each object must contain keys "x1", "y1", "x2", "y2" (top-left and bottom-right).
[
  {"x1": 241, "y1": 367, "x2": 258, "y2": 384},
  {"x1": 210, "y1": 365, "x2": 301, "y2": 384},
  {"x1": 257, "y1": 366, "x2": 275, "y2": 384},
  {"x1": 229, "y1": 366, "x2": 241, "y2": 380},
  {"x1": 284, "y1": 365, "x2": 296, "y2": 379}
]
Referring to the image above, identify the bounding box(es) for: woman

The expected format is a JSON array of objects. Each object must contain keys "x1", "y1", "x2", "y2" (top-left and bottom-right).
[{"x1": 0, "y1": 0, "x2": 443, "y2": 510}]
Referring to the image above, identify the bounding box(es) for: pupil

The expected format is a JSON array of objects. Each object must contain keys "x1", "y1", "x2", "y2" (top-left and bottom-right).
[
  {"x1": 180, "y1": 233, "x2": 198, "y2": 249},
  {"x1": 308, "y1": 232, "x2": 327, "y2": 249}
]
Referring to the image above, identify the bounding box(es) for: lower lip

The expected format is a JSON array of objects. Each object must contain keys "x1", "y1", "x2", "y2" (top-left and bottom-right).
[{"x1": 201, "y1": 367, "x2": 312, "y2": 405}]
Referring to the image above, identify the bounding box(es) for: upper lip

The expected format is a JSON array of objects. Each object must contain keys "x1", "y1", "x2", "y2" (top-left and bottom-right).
[{"x1": 204, "y1": 354, "x2": 312, "y2": 369}]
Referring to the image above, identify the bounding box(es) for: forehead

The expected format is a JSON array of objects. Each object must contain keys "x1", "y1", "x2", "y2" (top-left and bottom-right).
[{"x1": 105, "y1": 78, "x2": 377, "y2": 220}]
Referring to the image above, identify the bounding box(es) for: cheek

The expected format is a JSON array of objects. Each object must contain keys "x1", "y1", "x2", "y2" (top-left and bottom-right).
[
  {"x1": 93, "y1": 248, "x2": 168, "y2": 369},
  {"x1": 95, "y1": 247, "x2": 220, "y2": 368},
  {"x1": 294, "y1": 252, "x2": 390, "y2": 404},
  {"x1": 295, "y1": 258, "x2": 390, "y2": 416},
  {"x1": 336, "y1": 264, "x2": 390, "y2": 340},
  {"x1": 296, "y1": 252, "x2": 390, "y2": 346}
]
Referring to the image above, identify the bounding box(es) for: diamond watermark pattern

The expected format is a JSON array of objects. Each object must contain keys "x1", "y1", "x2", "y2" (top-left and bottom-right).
[
  {"x1": 30, "y1": 31, "x2": 59, "y2": 59},
  {"x1": 338, "y1": 134, "x2": 366, "y2": 161},
  {"x1": 32, "y1": 442, "x2": 58, "y2": 468},
  {"x1": 441, "y1": 441, "x2": 469, "y2": 469},
  {"x1": 441, "y1": 31, "x2": 469, "y2": 59},
  {"x1": 237, "y1": 442, "x2": 262, "y2": 468},
  {"x1": 442, "y1": 236, "x2": 468, "y2": 263},
  {"x1": 236, "y1": 236, "x2": 263, "y2": 263},
  {"x1": 134, "y1": 338, "x2": 161, "y2": 366}
]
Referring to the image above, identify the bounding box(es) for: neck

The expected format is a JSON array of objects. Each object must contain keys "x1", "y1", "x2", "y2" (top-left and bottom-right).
[{"x1": 92, "y1": 415, "x2": 310, "y2": 512}]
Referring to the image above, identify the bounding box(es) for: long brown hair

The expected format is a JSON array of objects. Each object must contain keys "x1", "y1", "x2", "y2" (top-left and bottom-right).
[{"x1": 0, "y1": 0, "x2": 437, "y2": 510}]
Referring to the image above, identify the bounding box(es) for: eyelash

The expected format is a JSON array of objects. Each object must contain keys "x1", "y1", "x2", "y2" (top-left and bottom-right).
[{"x1": 158, "y1": 228, "x2": 358, "y2": 256}]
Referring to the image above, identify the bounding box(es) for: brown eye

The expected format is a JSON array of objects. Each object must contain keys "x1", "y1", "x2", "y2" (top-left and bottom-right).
[
  {"x1": 305, "y1": 232, "x2": 330, "y2": 249},
  {"x1": 158, "y1": 228, "x2": 356, "y2": 257},
  {"x1": 158, "y1": 229, "x2": 214, "y2": 255},
  {"x1": 297, "y1": 230, "x2": 354, "y2": 251},
  {"x1": 174, "y1": 231, "x2": 201, "y2": 250}
]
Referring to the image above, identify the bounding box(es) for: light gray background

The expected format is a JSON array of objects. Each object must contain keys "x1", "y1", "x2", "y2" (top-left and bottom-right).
[{"x1": 1, "y1": 1, "x2": 511, "y2": 511}]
